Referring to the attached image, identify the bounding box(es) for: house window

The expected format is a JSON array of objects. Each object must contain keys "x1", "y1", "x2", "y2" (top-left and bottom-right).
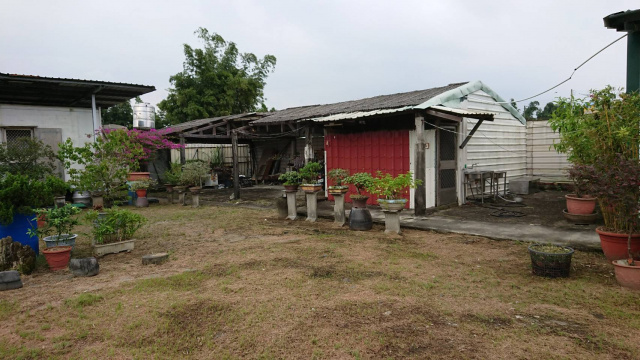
[{"x1": 1, "y1": 128, "x2": 34, "y2": 151}]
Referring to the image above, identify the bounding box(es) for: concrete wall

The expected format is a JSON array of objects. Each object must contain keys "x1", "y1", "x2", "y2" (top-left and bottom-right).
[
  {"x1": 0, "y1": 104, "x2": 99, "y2": 180},
  {"x1": 526, "y1": 120, "x2": 569, "y2": 182}
]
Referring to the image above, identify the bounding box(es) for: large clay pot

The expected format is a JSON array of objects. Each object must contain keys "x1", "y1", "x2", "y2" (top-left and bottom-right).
[
  {"x1": 612, "y1": 260, "x2": 640, "y2": 290},
  {"x1": 43, "y1": 246, "x2": 72, "y2": 271},
  {"x1": 284, "y1": 184, "x2": 299, "y2": 192},
  {"x1": 565, "y1": 194, "x2": 596, "y2": 215},
  {"x1": 135, "y1": 189, "x2": 148, "y2": 198},
  {"x1": 127, "y1": 172, "x2": 150, "y2": 181},
  {"x1": 351, "y1": 196, "x2": 369, "y2": 209},
  {"x1": 349, "y1": 207, "x2": 372, "y2": 231},
  {"x1": 596, "y1": 228, "x2": 640, "y2": 261}
]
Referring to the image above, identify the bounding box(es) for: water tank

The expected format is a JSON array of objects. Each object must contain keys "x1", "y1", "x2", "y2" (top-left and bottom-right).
[{"x1": 133, "y1": 103, "x2": 156, "y2": 129}]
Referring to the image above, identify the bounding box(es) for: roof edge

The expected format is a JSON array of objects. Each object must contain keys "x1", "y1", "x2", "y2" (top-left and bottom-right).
[{"x1": 413, "y1": 80, "x2": 526, "y2": 125}]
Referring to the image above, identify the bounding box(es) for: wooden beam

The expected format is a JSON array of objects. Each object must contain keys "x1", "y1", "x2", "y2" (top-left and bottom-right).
[
  {"x1": 459, "y1": 119, "x2": 485, "y2": 149},
  {"x1": 232, "y1": 131, "x2": 240, "y2": 200},
  {"x1": 179, "y1": 135, "x2": 186, "y2": 165},
  {"x1": 414, "y1": 113, "x2": 426, "y2": 216},
  {"x1": 425, "y1": 109, "x2": 463, "y2": 123}
]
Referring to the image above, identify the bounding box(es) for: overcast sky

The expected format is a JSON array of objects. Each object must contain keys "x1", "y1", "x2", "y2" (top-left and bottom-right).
[{"x1": 1, "y1": 1, "x2": 637, "y2": 112}]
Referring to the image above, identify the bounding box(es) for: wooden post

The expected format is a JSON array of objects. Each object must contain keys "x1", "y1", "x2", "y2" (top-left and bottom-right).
[
  {"x1": 414, "y1": 113, "x2": 426, "y2": 215},
  {"x1": 304, "y1": 125, "x2": 313, "y2": 164},
  {"x1": 232, "y1": 131, "x2": 240, "y2": 200},
  {"x1": 179, "y1": 135, "x2": 186, "y2": 165}
]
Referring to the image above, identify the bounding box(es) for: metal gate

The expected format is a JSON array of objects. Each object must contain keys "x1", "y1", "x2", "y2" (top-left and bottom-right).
[{"x1": 437, "y1": 126, "x2": 457, "y2": 206}]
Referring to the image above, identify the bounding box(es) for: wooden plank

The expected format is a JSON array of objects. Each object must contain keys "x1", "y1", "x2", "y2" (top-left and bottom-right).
[{"x1": 414, "y1": 113, "x2": 426, "y2": 215}]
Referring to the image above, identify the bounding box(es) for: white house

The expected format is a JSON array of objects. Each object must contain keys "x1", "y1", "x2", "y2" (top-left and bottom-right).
[{"x1": 0, "y1": 73, "x2": 155, "y2": 179}]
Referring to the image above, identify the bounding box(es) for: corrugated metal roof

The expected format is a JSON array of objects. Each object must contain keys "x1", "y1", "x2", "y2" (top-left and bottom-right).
[
  {"x1": 427, "y1": 105, "x2": 496, "y2": 119},
  {"x1": 164, "y1": 113, "x2": 264, "y2": 134},
  {"x1": 311, "y1": 107, "x2": 413, "y2": 122},
  {"x1": 252, "y1": 82, "x2": 468, "y2": 124}
]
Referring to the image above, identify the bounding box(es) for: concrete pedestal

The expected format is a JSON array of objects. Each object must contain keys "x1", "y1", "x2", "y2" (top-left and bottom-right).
[
  {"x1": 383, "y1": 210, "x2": 402, "y2": 234},
  {"x1": 286, "y1": 190, "x2": 298, "y2": 220},
  {"x1": 277, "y1": 192, "x2": 289, "y2": 219},
  {"x1": 305, "y1": 191, "x2": 320, "y2": 222},
  {"x1": 135, "y1": 196, "x2": 149, "y2": 208},
  {"x1": 178, "y1": 192, "x2": 186, "y2": 206},
  {"x1": 192, "y1": 194, "x2": 200, "y2": 208},
  {"x1": 167, "y1": 192, "x2": 174, "y2": 204},
  {"x1": 333, "y1": 194, "x2": 346, "y2": 226}
]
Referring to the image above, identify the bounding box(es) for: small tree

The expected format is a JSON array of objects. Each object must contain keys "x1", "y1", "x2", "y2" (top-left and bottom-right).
[
  {"x1": 344, "y1": 172, "x2": 374, "y2": 197},
  {"x1": 370, "y1": 171, "x2": 421, "y2": 200},
  {"x1": 298, "y1": 162, "x2": 322, "y2": 184},
  {"x1": 328, "y1": 168, "x2": 349, "y2": 188}
]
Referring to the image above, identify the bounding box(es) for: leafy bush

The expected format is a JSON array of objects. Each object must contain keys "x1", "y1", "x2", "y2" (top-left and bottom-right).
[
  {"x1": 163, "y1": 162, "x2": 183, "y2": 185},
  {"x1": 129, "y1": 179, "x2": 156, "y2": 191},
  {"x1": 370, "y1": 171, "x2": 421, "y2": 200},
  {"x1": 180, "y1": 160, "x2": 210, "y2": 187},
  {"x1": 298, "y1": 162, "x2": 322, "y2": 184},
  {"x1": 344, "y1": 172, "x2": 374, "y2": 196},
  {"x1": 85, "y1": 207, "x2": 147, "y2": 244},
  {"x1": 28, "y1": 204, "x2": 81, "y2": 240},
  {"x1": 0, "y1": 174, "x2": 66, "y2": 225},
  {"x1": 0, "y1": 137, "x2": 57, "y2": 180},
  {"x1": 278, "y1": 171, "x2": 301, "y2": 186},
  {"x1": 328, "y1": 168, "x2": 349, "y2": 187}
]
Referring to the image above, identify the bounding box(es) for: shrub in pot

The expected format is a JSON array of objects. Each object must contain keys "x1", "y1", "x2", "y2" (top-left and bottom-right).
[
  {"x1": 279, "y1": 171, "x2": 301, "y2": 191},
  {"x1": 565, "y1": 165, "x2": 596, "y2": 215},
  {"x1": 85, "y1": 207, "x2": 146, "y2": 256},
  {"x1": 299, "y1": 162, "x2": 323, "y2": 192},
  {"x1": 180, "y1": 160, "x2": 210, "y2": 193},
  {"x1": 344, "y1": 172, "x2": 374, "y2": 208},
  {"x1": 129, "y1": 178, "x2": 156, "y2": 198},
  {"x1": 28, "y1": 204, "x2": 81, "y2": 270},
  {"x1": 370, "y1": 171, "x2": 421, "y2": 211},
  {"x1": 327, "y1": 168, "x2": 349, "y2": 195},
  {"x1": 163, "y1": 162, "x2": 183, "y2": 192}
]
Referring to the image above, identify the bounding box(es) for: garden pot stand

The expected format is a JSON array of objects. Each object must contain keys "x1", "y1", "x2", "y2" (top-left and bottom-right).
[
  {"x1": 93, "y1": 239, "x2": 135, "y2": 257},
  {"x1": 178, "y1": 192, "x2": 186, "y2": 206},
  {"x1": 285, "y1": 190, "x2": 298, "y2": 220},
  {"x1": 91, "y1": 196, "x2": 103, "y2": 209},
  {"x1": 333, "y1": 193, "x2": 346, "y2": 226},
  {"x1": 305, "y1": 191, "x2": 320, "y2": 222},
  {"x1": 192, "y1": 194, "x2": 200, "y2": 208},
  {"x1": 136, "y1": 196, "x2": 149, "y2": 208},
  {"x1": 383, "y1": 210, "x2": 402, "y2": 234}
]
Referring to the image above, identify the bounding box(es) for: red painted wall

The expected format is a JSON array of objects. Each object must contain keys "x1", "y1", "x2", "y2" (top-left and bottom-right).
[{"x1": 325, "y1": 130, "x2": 410, "y2": 206}]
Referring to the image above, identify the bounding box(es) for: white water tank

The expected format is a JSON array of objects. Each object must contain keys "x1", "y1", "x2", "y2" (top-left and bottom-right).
[{"x1": 133, "y1": 103, "x2": 156, "y2": 129}]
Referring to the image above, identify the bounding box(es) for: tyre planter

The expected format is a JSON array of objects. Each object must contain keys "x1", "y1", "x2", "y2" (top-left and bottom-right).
[
  {"x1": 350, "y1": 196, "x2": 369, "y2": 209},
  {"x1": 596, "y1": 228, "x2": 640, "y2": 261},
  {"x1": 283, "y1": 184, "x2": 299, "y2": 192},
  {"x1": 565, "y1": 194, "x2": 596, "y2": 215},
  {"x1": 43, "y1": 234, "x2": 77, "y2": 250},
  {"x1": 301, "y1": 184, "x2": 322, "y2": 193},
  {"x1": 43, "y1": 246, "x2": 72, "y2": 270},
  {"x1": 528, "y1": 244, "x2": 574, "y2": 278},
  {"x1": 612, "y1": 260, "x2": 640, "y2": 290},
  {"x1": 378, "y1": 199, "x2": 407, "y2": 211},
  {"x1": 349, "y1": 208, "x2": 373, "y2": 231},
  {"x1": 94, "y1": 239, "x2": 135, "y2": 257},
  {"x1": 328, "y1": 187, "x2": 349, "y2": 195}
]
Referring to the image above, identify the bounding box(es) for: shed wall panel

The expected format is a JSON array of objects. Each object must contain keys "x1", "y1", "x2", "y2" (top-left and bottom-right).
[{"x1": 526, "y1": 120, "x2": 570, "y2": 181}]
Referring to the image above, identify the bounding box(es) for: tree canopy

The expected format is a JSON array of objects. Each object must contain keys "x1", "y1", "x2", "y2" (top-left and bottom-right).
[
  {"x1": 101, "y1": 97, "x2": 143, "y2": 128},
  {"x1": 157, "y1": 28, "x2": 277, "y2": 125}
]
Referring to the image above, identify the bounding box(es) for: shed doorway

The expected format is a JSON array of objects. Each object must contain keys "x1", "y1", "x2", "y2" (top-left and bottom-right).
[{"x1": 437, "y1": 125, "x2": 458, "y2": 206}]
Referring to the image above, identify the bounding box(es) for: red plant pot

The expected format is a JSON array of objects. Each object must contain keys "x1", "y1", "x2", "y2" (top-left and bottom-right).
[
  {"x1": 42, "y1": 246, "x2": 72, "y2": 271},
  {"x1": 565, "y1": 194, "x2": 596, "y2": 215},
  {"x1": 283, "y1": 185, "x2": 299, "y2": 192},
  {"x1": 127, "y1": 172, "x2": 150, "y2": 181},
  {"x1": 37, "y1": 213, "x2": 46, "y2": 229},
  {"x1": 596, "y1": 227, "x2": 640, "y2": 261},
  {"x1": 135, "y1": 189, "x2": 148, "y2": 198},
  {"x1": 612, "y1": 260, "x2": 640, "y2": 290}
]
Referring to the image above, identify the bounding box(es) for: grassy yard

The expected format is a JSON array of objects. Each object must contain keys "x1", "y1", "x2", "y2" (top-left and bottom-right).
[{"x1": 1, "y1": 204, "x2": 639, "y2": 359}]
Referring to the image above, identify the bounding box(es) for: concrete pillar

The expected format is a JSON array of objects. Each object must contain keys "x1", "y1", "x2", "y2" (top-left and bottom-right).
[
  {"x1": 232, "y1": 131, "x2": 240, "y2": 200},
  {"x1": 277, "y1": 192, "x2": 288, "y2": 219},
  {"x1": 383, "y1": 210, "x2": 401, "y2": 235},
  {"x1": 286, "y1": 190, "x2": 298, "y2": 220},
  {"x1": 305, "y1": 191, "x2": 319, "y2": 222},
  {"x1": 178, "y1": 192, "x2": 186, "y2": 206},
  {"x1": 168, "y1": 192, "x2": 174, "y2": 204},
  {"x1": 333, "y1": 193, "x2": 346, "y2": 226},
  {"x1": 192, "y1": 194, "x2": 200, "y2": 208}
]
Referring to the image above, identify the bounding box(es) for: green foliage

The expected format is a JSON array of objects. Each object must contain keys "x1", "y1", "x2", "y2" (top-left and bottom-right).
[
  {"x1": 157, "y1": 28, "x2": 277, "y2": 125},
  {"x1": 522, "y1": 101, "x2": 540, "y2": 120},
  {"x1": 298, "y1": 162, "x2": 322, "y2": 184},
  {"x1": 163, "y1": 162, "x2": 183, "y2": 185},
  {"x1": 85, "y1": 207, "x2": 147, "y2": 244},
  {"x1": 101, "y1": 101, "x2": 133, "y2": 128},
  {"x1": 278, "y1": 171, "x2": 301, "y2": 186},
  {"x1": 370, "y1": 171, "x2": 421, "y2": 199},
  {"x1": 536, "y1": 102, "x2": 558, "y2": 120},
  {"x1": 328, "y1": 168, "x2": 349, "y2": 187},
  {"x1": 0, "y1": 174, "x2": 66, "y2": 225},
  {"x1": 28, "y1": 204, "x2": 81, "y2": 240},
  {"x1": 344, "y1": 172, "x2": 374, "y2": 196},
  {"x1": 179, "y1": 160, "x2": 209, "y2": 187},
  {"x1": 129, "y1": 179, "x2": 156, "y2": 191},
  {"x1": 65, "y1": 293, "x2": 103, "y2": 309},
  {"x1": 0, "y1": 137, "x2": 57, "y2": 179}
]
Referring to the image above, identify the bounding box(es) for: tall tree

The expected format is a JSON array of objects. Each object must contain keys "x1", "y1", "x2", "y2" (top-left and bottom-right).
[
  {"x1": 535, "y1": 102, "x2": 558, "y2": 120},
  {"x1": 522, "y1": 101, "x2": 540, "y2": 120},
  {"x1": 158, "y1": 28, "x2": 277, "y2": 125},
  {"x1": 101, "y1": 101, "x2": 133, "y2": 128}
]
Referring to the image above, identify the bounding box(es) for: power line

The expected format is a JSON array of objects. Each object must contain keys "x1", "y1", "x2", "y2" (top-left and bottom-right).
[{"x1": 424, "y1": 120, "x2": 524, "y2": 154}]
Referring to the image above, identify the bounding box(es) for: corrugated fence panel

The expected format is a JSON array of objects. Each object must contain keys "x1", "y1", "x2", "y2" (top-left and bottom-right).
[
  {"x1": 526, "y1": 120, "x2": 569, "y2": 181},
  {"x1": 325, "y1": 130, "x2": 410, "y2": 206}
]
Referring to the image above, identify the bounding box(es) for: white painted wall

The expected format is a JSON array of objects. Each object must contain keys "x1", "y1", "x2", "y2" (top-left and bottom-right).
[
  {"x1": 459, "y1": 90, "x2": 527, "y2": 202},
  {"x1": 0, "y1": 104, "x2": 99, "y2": 180},
  {"x1": 526, "y1": 120, "x2": 569, "y2": 181}
]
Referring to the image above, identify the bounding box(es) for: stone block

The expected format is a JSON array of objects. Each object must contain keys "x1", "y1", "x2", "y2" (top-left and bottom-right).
[
  {"x1": 142, "y1": 253, "x2": 169, "y2": 265},
  {"x1": 69, "y1": 258, "x2": 100, "y2": 277}
]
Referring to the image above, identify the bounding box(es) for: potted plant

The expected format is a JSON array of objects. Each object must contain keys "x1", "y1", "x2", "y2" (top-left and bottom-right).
[
  {"x1": 27, "y1": 204, "x2": 81, "y2": 270},
  {"x1": 278, "y1": 171, "x2": 301, "y2": 191},
  {"x1": 299, "y1": 162, "x2": 323, "y2": 192},
  {"x1": 344, "y1": 172, "x2": 374, "y2": 209},
  {"x1": 180, "y1": 160, "x2": 210, "y2": 194},
  {"x1": 129, "y1": 179, "x2": 155, "y2": 199},
  {"x1": 370, "y1": 171, "x2": 420, "y2": 211},
  {"x1": 85, "y1": 207, "x2": 146, "y2": 256},
  {"x1": 163, "y1": 162, "x2": 183, "y2": 192},
  {"x1": 327, "y1": 168, "x2": 349, "y2": 195},
  {"x1": 528, "y1": 243, "x2": 574, "y2": 278}
]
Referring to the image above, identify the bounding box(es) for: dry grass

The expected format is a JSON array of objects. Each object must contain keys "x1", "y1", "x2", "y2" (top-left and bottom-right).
[{"x1": 1, "y1": 203, "x2": 640, "y2": 359}]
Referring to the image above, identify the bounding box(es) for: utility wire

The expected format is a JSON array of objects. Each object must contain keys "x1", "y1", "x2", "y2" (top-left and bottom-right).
[{"x1": 424, "y1": 120, "x2": 525, "y2": 154}]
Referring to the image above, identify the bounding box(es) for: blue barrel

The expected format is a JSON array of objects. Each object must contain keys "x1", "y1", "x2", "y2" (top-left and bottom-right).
[{"x1": 0, "y1": 213, "x2": 39, "y2": 255}]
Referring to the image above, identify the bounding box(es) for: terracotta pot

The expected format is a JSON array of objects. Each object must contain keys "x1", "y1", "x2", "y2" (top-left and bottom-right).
[
  {"x1": 42, "y1": 246, "x2": 72, "y2": 271},
  {"x1": 565, "y1": 194, "x2": 596, "y2": 215},
  {"x1": 301, "y1": 184, "x2": 322, "y2": 193},
  {"x1": 328, "y1": 187, "x2": 349, "y2": 195},
  {"x1": 612, "y1": 260, "x2": 640, "y2": 290},
  {"x1": 284, "y1": 184, "x2": 299, "y2": 192},
  {"x1": 596, "y1": 227, "x2": 640, "y2": 261},
  {"x1": 351, "y1": 196, "x2": 369, "y2": 209},
  {"x1": 127, "y1": 172, "x2": 150, "y2": 181},
  {"x1": 135, "y1": 189, "x2": 147, "y2": 198},
  {"x1": 164, "y1": 184, "x2": 175, "y2": 193}
]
